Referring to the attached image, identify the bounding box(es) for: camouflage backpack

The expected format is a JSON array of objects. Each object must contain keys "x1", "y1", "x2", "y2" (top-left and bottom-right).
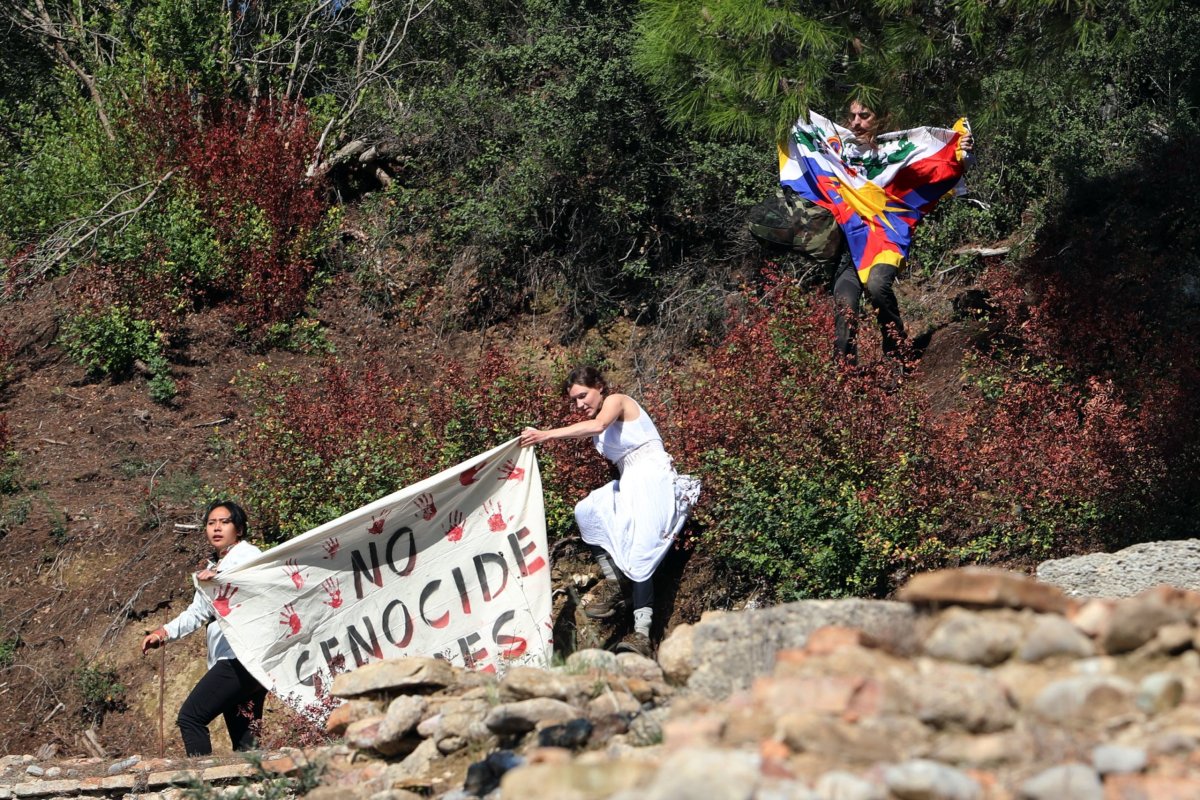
[{"x1": 747, "y1": 186, "x2": 841, "y2": 263}]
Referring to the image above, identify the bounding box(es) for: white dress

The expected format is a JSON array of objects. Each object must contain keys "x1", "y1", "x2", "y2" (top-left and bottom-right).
[{"x1": 573, "y1": 401, "x2": 701, "y2": 582}]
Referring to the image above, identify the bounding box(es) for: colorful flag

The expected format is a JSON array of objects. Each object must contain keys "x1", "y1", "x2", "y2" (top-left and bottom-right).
[
  {"x1": 206, "y1": 438, "x2": 551, "y2": 712},
  {"x1": 779, "y1": 112, "x2": 969, "y2": 283}
]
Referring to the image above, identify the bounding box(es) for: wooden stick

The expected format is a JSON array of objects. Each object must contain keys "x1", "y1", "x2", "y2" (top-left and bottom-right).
[{"x1": 158, "y1": 646, "x2": 166, "y2": 758}]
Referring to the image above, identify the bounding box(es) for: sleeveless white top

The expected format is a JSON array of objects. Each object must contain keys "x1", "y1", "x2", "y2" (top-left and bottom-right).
[{"x1": 593, "y1": 400, "x2": 665, "y2": 469}]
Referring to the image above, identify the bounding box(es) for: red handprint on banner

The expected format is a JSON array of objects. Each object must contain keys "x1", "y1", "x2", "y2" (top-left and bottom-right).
[
  {"x1": 212, "y1": 584, "x2": 239, "y2": 617},
  {"x1": 483, "y1": 500, "x2": 512, "y2": 532},
  {"x1": 322, "y1": 537, "x2": 340, "y2": 559},
  {"x1": 367, "y1": 509, "x2": 390, "y2": 535},
  {"x1": 459, "y1": 460, "x2": 489, "y2": 485},
  {"x1": 498, "y1": 459, "x2": 525, "y2": 482},
  {"x1": 280, "y1": 603, "x2": 302, "y2": 637},
  {"x1": 412, "y1": 492, "x2": 437, "y2": 521},
  {"x1": 321, "y1": 577, "x2": 343, "y2": 609},
  {"x1": 283, "y1": 558, "x2": 306, "y2": 589},
  {"x1": 444, "y1": 510, "x2": 465, "y2": 542}
]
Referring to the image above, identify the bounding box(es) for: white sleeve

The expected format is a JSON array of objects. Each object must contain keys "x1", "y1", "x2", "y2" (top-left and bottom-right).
[{"x1": 162, "y1": 587, "x2": 213, "y2": 641}]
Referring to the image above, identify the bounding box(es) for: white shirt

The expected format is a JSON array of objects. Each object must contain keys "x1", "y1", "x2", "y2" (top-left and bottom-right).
[{"x1": 162, "y1": 540, "x2": 261, "y2": 669}]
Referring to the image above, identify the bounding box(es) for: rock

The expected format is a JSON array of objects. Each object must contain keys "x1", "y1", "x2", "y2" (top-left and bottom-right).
[
  {"x1": 382, "y1": 738, "x2": 440, "y2": 784},
  {"x1": 778, "y1": 712, "x2": 927, "y2": 763},
  {"x1": 1136, "y1": 672, "x2": 1185, "y2": 714},
  {"x1": 686, "y1": 599, "x2": 918, "y2": 699},
  {"x1": 378, "y1": 695, "x2": 428, "y2": 742},
  {"x1": 1090, "y1": 744, "x2": 1147, "y2": 775},
  {"x1": 1018, "y1": 763, "x2": 1102, "y2": 800},
  {"x1": 637, "y1": 748, "x2": 759, "y2": 800},
  {"x1": 1099, "y1": 594, "x2": 1191, "y2": 654},
  {"x1": 897, "y1": 567, "x2": 1069, "y2": 613},
  {"x1": 463, "y1": 749, "x2": 524, "y2": 797},
  {"x1": 1101, "y1": 774, "x2": 1200, "y2": 799},
  {"x1": 813, "y1": 770, "x2": 887, "y2": 800},
  {"x1": 907, "y1": 661, "x2": 1017, "y2": 733},
  {"x1": 501, "y1": 667, "x2": 591, "y2": 704},
  {"x1": 345, "y1": 715, "x2": 420, "y2": 758},
  {"x1": 327, "y1": 700, "x2": 385, "y2": 735},
  {"x1": 537, "y1": 719, "x2": 593, "y2": 750},
  {"x1": 1031, "y1": 675, "x2": 1136, "y2": 724},
  {"x1": 629, "y1": 707, "x2": 669, "y2": 747},
  {"x1": 565, "y1": 649, "x2": 620, "y2": 673},
  {"x1": 657, "y1": 623, "x2": 695, "y2": 684},
  {"x1": 331, "y1": 657, "x2": 455, "y2": 698},
  {"x1": 1017, "y1": 614, "x2": 1095, "y2": 662},
  {"x1": 586, "y1": 690, "x2": 641, "y2": 718},
  {"x1": 929, "y1": 730, "x2": 1031, "y2": 767},
  {"x1": 923, "y1": 608, "x2": 1022, "y2": 666},
  {"x1": 615, "y1": 652, "x2": 664, "y2": 682},
  {"x1": 1037, "y1": 539, "x2": 1200, "y2": 598},
  {"x1": 499, "y1": 761, "x2": 658, "y2": 799},
  {"x1": 883, "y1": 759, "x2": 982, "y2": 800},
  {"x1": 484, "y1": 698, "x2": 578, "y2": 734},
  {"x1": 106, "y1": 756, "x2": 140, "y2": 775},
  {"x1": 24, "y1": 766, "x2": 44, "y2": 777}
]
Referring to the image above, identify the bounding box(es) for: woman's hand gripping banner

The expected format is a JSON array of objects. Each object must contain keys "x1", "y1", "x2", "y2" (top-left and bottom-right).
[{"x1": 204, "y1": 438, "x2": 551, "y2": 710}]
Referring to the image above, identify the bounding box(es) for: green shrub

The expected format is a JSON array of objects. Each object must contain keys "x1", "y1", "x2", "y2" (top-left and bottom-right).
[
  {"x1": 76, "y1": 665, "x2": 127, "y2": 726},
  {"x1": 59, "y1": 306, "x2": 176, "y2": 403}
]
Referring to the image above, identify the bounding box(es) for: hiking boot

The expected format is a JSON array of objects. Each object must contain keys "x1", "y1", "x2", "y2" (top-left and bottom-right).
[
  {"x1": 613, "y1": 632, "x2": 653, "y2": 658},
  {"x1": 584, "y1": 580, "x2": 626, "y2": 620}
]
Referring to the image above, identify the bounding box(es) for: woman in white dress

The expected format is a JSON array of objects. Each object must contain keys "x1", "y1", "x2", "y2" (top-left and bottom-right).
[{"x1": 520, "y1": 366, "x2": 699, "y2": 656}]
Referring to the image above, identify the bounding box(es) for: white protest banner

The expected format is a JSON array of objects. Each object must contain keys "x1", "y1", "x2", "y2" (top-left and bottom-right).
[{"x1": 206, "y1": 438, "x2": 551, "y2": 710}]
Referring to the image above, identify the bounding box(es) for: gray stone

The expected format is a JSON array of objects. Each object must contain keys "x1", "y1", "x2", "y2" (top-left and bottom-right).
[
  {"x1": 615, "y1": 652, "x2": 664, "y2": 682},
  {"x1": 686, "y1": 599, "x2": 918, "y2": 699},
  {"x1": 1030, "y1": 675, "x2": 1135, "y2": 723},
  {"x1": 923, "y1": 608, "x2": 1021, "y2": 666},
  {"x1": 501, "y1": 667, "x2": 591, "y2": 704},
  {"x1": 331, "y1": 657, "x2": 455, "y2": 698},
  {"x1": 12, "y1": 780, "x2": 82, "y2": 797},
  {"x1": 813, "y1": 771, "x2": 887, "y2": 800},
  {"x1": 907, "y1": 661, "x2": 1016, "y2": 733},
  {"x1": 565, "y1": 649, "x2": 620, "y2": 673},
  {"x1": 498, "y1": 761, "x2": 658, "y2": 799},
  {"x1": 640, "y1": 748, "x2": 759, "y2": 800},
  {"x1": 883, "y1": 759, "x2": 982, "y2": 800},
  {"x1": 378, "y1": 695, "x2": 428, "y2": 742},
  {"x1": 1017, "y1": 614, "x2": 1095, "y2": 662},
  {"x1": 629, "y1": 707, "x2": 669, "y2": 747},
  {"x1": 1018, "y1": 763, "x2": 1102, "y2": 800},
  {"x1": 484, "y1": 698, "x2": 578, "y2": 734},
  {"x1": 1090, "y1": 744, "x2": 1147, "y2": 775},
  {"x1": 1099, "y1": 595, "x2": 1190, "y2": 654},
  {"x1": 1135, "y1": 672, "x2": 1185, "y2": 714},
  {"x1": 753, "y1": 778, "x2": 821, "y2": 800},
  {"x1": 657, "y1": 622, "x2": 695, "y2": 685},
  {"x1": 22, "y1": 767, "x2": 42, "y2": 778},
  {"x1": 1037, "y1": 539, "x2": 1200, "y2": 598},
  {"x1": 107, "y1": 756, "x2": 140, "y2": 775}
]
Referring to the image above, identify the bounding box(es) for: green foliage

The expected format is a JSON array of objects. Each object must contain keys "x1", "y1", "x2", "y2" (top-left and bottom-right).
[
  {"x1": 631, "y1": 0, "x2": 1167, "y2": 141},
  {"x1": 59, "y1": 306, "x2": 176, "y2": 403},
  {"x1": 0, "y1": 637, "x2": 19, "y2": 669},
  {"x1": 76, "y1": 665, "x2": 127, "y2": 726},
  {"x1": 181, "y1": 753, "x2": 324, "y2": 800}
]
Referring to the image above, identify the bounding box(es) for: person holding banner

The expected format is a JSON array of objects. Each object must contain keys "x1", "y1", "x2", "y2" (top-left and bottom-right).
[
  {"x1": 520, "y1": 366, "x2": 700, "y2": 658},
  {"x1": 140, "y1": 500, "x2": 267, "y2": 756}
]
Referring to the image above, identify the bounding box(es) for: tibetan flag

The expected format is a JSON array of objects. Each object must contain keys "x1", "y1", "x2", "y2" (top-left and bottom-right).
[{"x1": 779, "y1": 111, "x2": 969, "y2": 283}]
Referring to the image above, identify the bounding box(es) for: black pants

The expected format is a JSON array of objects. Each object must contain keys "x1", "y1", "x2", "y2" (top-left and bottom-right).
[
  {"x1": 590, "y1": 545, "x2": 654, "y2": 610},
  {"x1": 177, "y1": 659, "x2": 267, "y2": 756},
  {"x1": 832, "y1": 254, "x2": 906, "y2": 362}
]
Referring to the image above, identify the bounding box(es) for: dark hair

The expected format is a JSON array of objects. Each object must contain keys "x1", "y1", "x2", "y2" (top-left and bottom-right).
[
  {"x1": 845, "y1": 97, "x2": 893, "y2": 144},
  {"x1": 564, "y1": 365, "x2": 607, "y2": 395},
  {"x1": 204, "y1": 499, "x2": 248, "y2": 538}
]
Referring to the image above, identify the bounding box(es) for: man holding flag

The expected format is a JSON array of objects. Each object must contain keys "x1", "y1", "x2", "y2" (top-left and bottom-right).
[{"x1": 779, "y1": 99, "x2": 974, "y2": 365}]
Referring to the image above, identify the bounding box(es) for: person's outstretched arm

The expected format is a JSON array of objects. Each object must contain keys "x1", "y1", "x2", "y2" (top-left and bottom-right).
[{"x1": 519, "y1": 394, "x2": 628, "y2": 446}]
